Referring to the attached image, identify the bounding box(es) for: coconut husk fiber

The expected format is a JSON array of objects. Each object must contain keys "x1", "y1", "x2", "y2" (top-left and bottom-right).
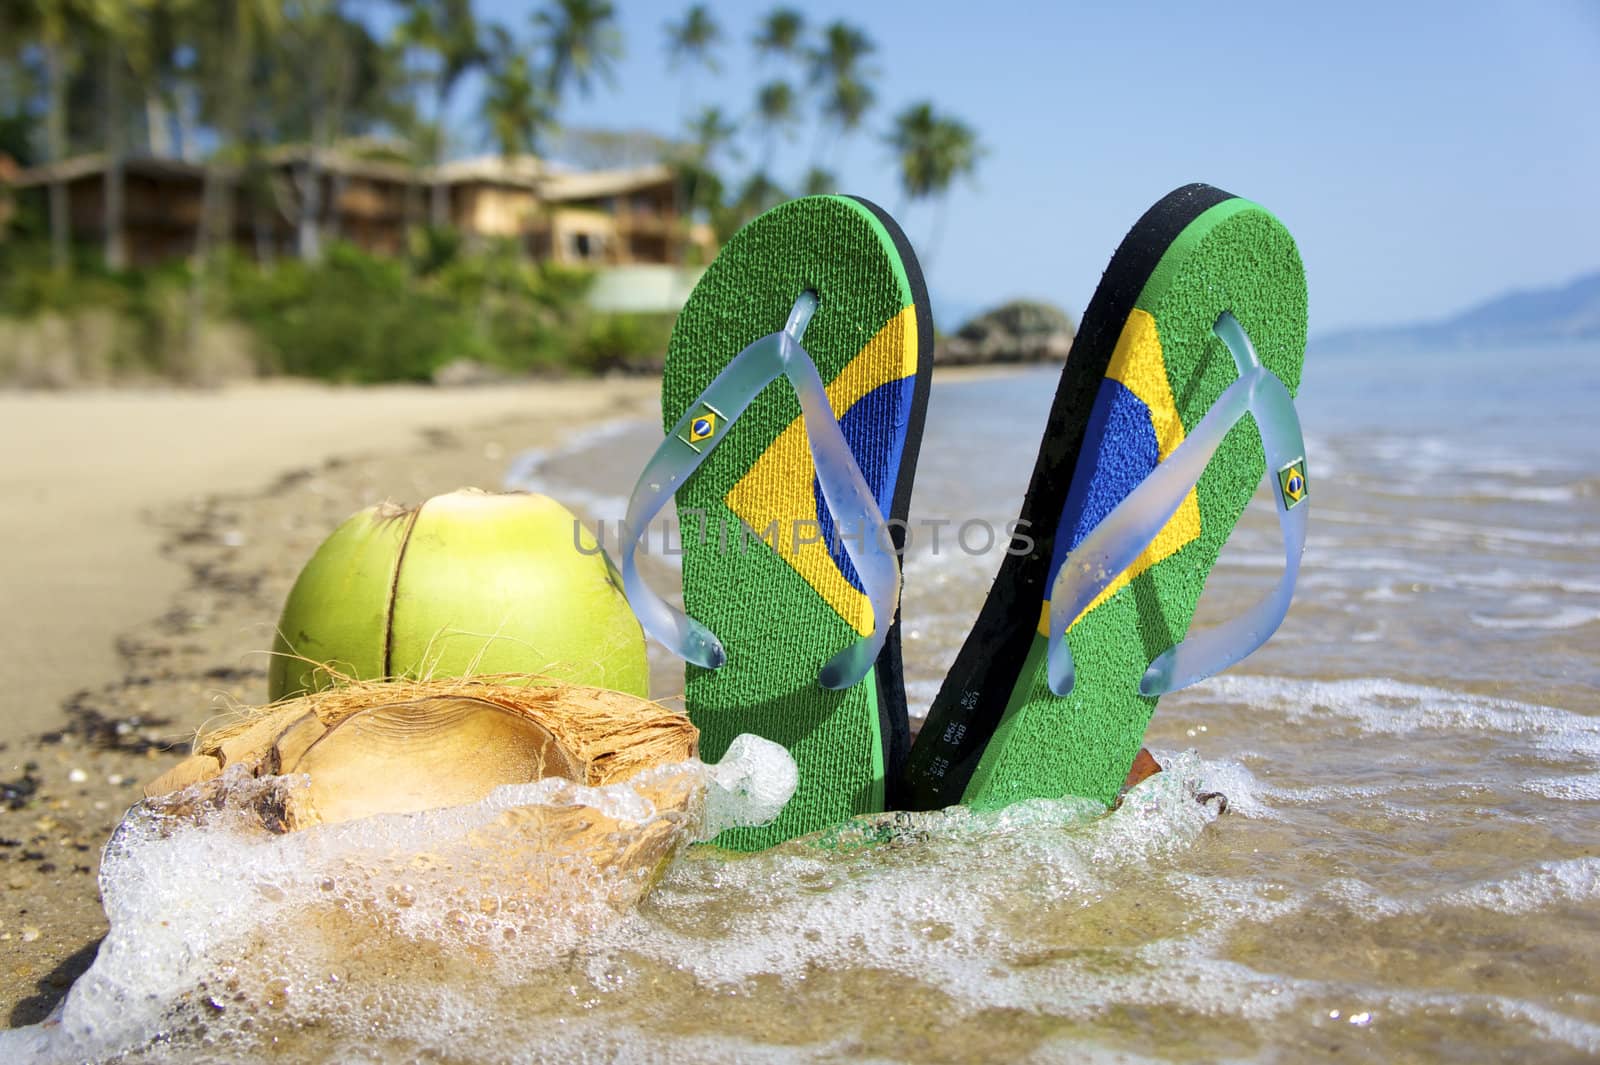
[
  {"x1": 145, "y1": 674, "x2": 699, "y2": 834},
  {"x1": 130, "y1": 675, "x2": 706, "y2": 954}
]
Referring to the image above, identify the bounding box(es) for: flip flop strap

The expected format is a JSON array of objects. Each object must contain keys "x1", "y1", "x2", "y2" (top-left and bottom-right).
[
  {"x1": 620, "y1": 292, "x2": 902, "y2": 691},
  {"x1": 1046, "y1": 311, "x2": 1308, "y2": 698}
]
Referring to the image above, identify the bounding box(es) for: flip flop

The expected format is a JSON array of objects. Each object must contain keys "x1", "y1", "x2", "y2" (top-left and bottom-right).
[
  {"x1": 622, "y1": 195, "x2": 932, "y2": 849},
  {"x1": 900, "y1": 184, "x2": 1308, "y2": 812}
]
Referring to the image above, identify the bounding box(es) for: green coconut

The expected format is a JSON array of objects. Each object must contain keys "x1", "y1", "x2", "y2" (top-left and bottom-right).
[{"x1": 268, "y1": 489, "x2": 647, "y2": 700}]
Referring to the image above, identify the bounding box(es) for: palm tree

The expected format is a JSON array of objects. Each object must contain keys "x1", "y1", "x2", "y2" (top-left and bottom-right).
[
  {"x1": 531, "y1": 0, "x2": 621, "y2": 105},
  {"x1": 188, "y1": 0, "x2": 280, "y2": 267},
  {"x1": 752, "y1": 8, "x2": 805, "y2": 64},
  {"x1": 477, "y1": 25, "x2": 553, "y2": 263},
  {"x1": 685, "y1": 104, "x2": 739, "y2": 171},
  {"x1": 753, "y1": 79, "x2": 798, "y2": 176},
  {"x1": 32, "y1": 0, "x2": 80, "y2": 274},
  {"x1": 805, "y1": 21, "x2": 875, "y2": 169},
  {"x1": 885, "y1": 101, "x2": 982, "y2": 264},
  {"x1": 399, "y1": 0, "x2": 484, "y2": 228},
  {"x1": 482, "y1": 26, "x2": 554, "y2": 161},
  {"x1": 136, "y1": 0, "x2": 184, "y2": 159},
  {"x1": 820, "y1": 75, "x2": 873, "y2": 160},
  {"x1": 664, "y1": 5, "x2": 721, "y2": 118},
  {"x1": 268, "y1": 4, "x2": 391, "y2": 261},
  {"x1": 109, "y1": 0, "x2": 191, "y2": 266},
  {"x1": 671, "y1": 104, "x2": 736, "y2": 242},
  {"x1": 806, "y1": 20, "x2": 873, "y2": 87},
  {"x1": 91, "y1": 4, "x2": 135, "y2": 270}
]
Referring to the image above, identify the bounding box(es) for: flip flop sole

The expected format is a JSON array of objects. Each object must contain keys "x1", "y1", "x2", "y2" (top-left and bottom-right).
[
  {"x1": 901, "y1": 185, "x2": 1306, "y2": 811},
  {"x1": 663, "y1": 195, "x2": 932, "y2": 849}
]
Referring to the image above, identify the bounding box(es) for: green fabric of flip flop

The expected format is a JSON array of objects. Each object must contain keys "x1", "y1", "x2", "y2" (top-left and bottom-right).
[
  {"x1": 900, "y1": 184, "x2": 1308, "y2": 813},
  {"x1": 659, "y1": 195, "x2": 932, "y2": 849}
]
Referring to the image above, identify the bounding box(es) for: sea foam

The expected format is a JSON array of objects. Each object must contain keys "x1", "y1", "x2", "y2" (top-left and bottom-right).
[{"x1": 1, "y1": 736, "x2": 795, "y2": 1064}]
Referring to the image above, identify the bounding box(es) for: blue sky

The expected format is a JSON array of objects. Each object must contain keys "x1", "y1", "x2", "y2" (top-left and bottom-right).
[{"x1": 462, "y1": 1, "x2": 1600, "y2": 333}]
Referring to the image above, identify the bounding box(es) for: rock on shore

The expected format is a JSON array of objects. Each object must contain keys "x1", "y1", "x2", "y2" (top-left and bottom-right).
[{"x1": 936, "y1": 300, "x2": 1076, "y2": 365}]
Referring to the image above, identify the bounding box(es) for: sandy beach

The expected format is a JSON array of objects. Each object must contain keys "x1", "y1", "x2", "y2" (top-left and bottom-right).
[{"x1": 0, "y1": 377, "x2": 657, "y2": 1023}]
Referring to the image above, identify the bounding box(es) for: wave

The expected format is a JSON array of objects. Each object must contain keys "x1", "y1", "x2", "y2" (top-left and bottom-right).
[{"x1": 1470, "y1": 605, "x2": 1600, "y2": 631}]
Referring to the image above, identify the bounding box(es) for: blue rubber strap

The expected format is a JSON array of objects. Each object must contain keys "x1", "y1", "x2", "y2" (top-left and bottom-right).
[
  {"x1": 620, "y1": 292, "x2": 901, "y2": 691},
  {"x1": 1046, "y1": 311, "x2": 1309, "y2": 697}
]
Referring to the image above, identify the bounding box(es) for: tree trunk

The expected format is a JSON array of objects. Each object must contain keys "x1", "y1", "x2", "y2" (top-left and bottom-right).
[
  {"x1": 43, "y1": 43, "x2": 70, "y2": 275},
  {"x1": 173, "y1": 86, "x2": 195, "y2": 161},
  {"x1": 295, "y1": 158, "x2": 322, "y2": 262},
  {"x1": 404, "y1": 170, "x2": 424, "y2": 257},
  {"x1": 428, "y1": 82, "x2": 450, "y2": 229},
  {"x1": 189, "y1": 14, "x2": 251, "y2": 355},
  {"x1": 104, "y1": 47, "x2": 128, "y2": 271},
  {"x1": 429, "y1": 171, "x2": 450, "y2": 229},
  {"x1": 145, "y1": 93, "x2": 172, "y2": 156},
  {"x1": 314, "y1": 45, "x2": 355, "y2": 254},
  {"x1": 252, "y1": 181, "x2": 274, "y2": 265},
  {"x1": 193, "y1": 15, "x2": 251, "y2": 267},
  {"x1": 925, "y1": 197, "x2": 949, "y2": 271},
  {"x1": 324, "y1": 171, "x2": 348, "y2": 244}
]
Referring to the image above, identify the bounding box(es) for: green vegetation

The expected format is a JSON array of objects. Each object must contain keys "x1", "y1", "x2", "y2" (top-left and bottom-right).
[
  {"x1": 0, "y1": 2, "x2": 982, "y2": 385},
  {"x1": 0, "y1": 233, "x2": 675, "y2": 384}
]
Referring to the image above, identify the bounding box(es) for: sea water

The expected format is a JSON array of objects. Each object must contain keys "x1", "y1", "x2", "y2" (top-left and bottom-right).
[{"x1": 10, "y1": 342, "x2": 1600, "y2": 1062}]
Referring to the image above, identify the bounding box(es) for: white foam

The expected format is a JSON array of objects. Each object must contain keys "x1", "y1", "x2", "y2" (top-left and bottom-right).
[
  {"x1": 1521, "y1": 775, "x2": 1600, "y2": 801},
  {"x1": 3, "y1": 738, "x2": 796, "y2": 1065},
  {"x1": 1186, "y1": 675, "x2": 1600, "y2": 762},
  {"x1": 1489, "y1": 484, "x2": 1581, "y2": 504},
  {"x1": 22, "y1": 754, "x2": 1239, "y2": 1063},
  {"x1": 702, "y1": 734, "x2": 799, "y2": 836},
  {"x1": 1437, "y1": 858, "x2": 1600, "y2": 915},
  {"x1": 1155, "y1": 751, "x2": 1276, "y2": 821},
  {"x1": 1451, "y1": 568, "x2": 1600, "y2": 596},
  {"x1": 584, "y1": 754, "x2": 1221, "y2": 1005},
  {"x1": 1406, "y1": 515, "x2": 1600, "y2": 550},
  {"x1": 1470, "y1": 605, "x2": 1600, "y2": 631},
  {"x1": 1316, "y1": 859, "x2": 1600, "y2": 923}
]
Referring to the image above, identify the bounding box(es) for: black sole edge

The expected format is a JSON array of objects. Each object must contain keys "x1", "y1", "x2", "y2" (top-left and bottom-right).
[
  {"x1": 845, "y1": 193, "x2": 934, "y2": 802},
  {"x1": 896, "y1": 183, "x2": 1237, "y2": 811}
]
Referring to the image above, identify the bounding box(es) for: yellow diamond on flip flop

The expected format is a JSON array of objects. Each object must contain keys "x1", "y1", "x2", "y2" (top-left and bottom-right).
[{"x1": 1278, "y1": 458, "x2": 1308, "y2": 508}]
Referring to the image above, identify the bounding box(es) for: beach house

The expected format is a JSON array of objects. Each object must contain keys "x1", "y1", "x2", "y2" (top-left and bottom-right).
[{"x1": 3, "y1": 148, "x2": 716, "y2": 274}]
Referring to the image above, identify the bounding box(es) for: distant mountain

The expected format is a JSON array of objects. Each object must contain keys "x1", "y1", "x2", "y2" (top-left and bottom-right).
[{"x1": 1314, "y1": 270, "x2": 1600, "y2": 353}]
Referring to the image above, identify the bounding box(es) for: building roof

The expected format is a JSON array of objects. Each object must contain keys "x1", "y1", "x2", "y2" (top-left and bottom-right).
[
  {"x1": 6, "y1": 152, "x2": 677, "y2": 201},
  {"x1": 7, "y1": 154, "x2": 207, "y2": 187},
  {"x1": 433, "y1": 154, "x2": 549, "y2": 188},
  {"x1": 264, "y1": 145, "x2": 419, "y2": 184},
  {"x1": 541, "y1": 164, "x2": 675, "y2": 202}
]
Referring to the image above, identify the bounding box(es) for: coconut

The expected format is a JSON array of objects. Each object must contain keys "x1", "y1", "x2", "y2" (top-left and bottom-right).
[
  {"x1": 144, "y1": 676, "x2": 702, "y2": 906},
  {"x1": 267, "y1": 489, "x2": 647, "y2": 701},
  {"x1": 147, "y1": 675, "x2": 696, "y2": 826}
]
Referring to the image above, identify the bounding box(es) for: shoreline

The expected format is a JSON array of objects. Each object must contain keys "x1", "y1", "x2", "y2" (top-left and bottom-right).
[{"x1": 0, "y1": 377, "x2": 657, "y2": 1025}]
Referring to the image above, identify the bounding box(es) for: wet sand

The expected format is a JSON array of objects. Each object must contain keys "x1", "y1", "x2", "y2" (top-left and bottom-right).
[{"x1": 0, "y1": 378, "x2": 657, "y2": 1024}]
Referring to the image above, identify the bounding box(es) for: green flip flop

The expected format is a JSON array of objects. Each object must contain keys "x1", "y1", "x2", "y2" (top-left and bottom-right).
[
  {"x1": 622, "y1": 195, "x2": 933, "y2": 849},
  {"x1": 900, "y1": 184, "x2": 1309, "y2": 812}
]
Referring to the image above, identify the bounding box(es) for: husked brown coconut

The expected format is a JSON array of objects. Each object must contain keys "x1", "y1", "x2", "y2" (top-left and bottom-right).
[
  {"x1": 146, "y1": 675, "x2": 699, "y2": 834},
  {"x1": 132, "y1": 676, "x2": 714, "y2": 966}
]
